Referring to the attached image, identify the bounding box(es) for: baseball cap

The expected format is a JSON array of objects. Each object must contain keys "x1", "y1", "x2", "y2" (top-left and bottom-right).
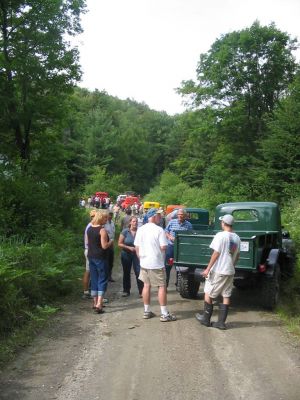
[
  {"x1": 147, "y1": 208, "x2": 164, "y2": 219},
  {"x1": 219, "y1": 214, "x2": 234, "y2": 226}
]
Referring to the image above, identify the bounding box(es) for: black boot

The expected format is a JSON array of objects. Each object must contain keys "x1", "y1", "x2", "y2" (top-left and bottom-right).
[
  {"x1": 195, "y1": 302, "x2": 213, "y2": 327},
  {"x1": 212, "y1": 303, "x2": 229, "y2": 330}
]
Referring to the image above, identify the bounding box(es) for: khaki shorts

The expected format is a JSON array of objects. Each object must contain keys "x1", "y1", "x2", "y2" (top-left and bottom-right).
[
  {"x1": 204, "y1": 272, "x2": 234, "y2": 298},
  {"x1": 139, "y1": 267, "x2": 166, "y2": 287}
]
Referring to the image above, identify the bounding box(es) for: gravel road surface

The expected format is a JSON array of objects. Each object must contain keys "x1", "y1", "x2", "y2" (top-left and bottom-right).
[{"x1": 1, "y1": 267, "x2": 300, "y2": 400}]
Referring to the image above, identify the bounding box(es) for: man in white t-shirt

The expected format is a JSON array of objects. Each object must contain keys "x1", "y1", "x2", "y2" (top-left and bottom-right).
[
  {"x1": 196, "y1": 214, "x2": 240, "y2": 330},
  {"x1": 134, "y1": 208, "x2": 177, "y2": 322}
]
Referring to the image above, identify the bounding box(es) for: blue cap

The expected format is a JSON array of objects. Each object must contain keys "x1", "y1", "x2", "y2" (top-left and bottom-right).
[{"x1": 146, "y1": 208, "x2": 158, "y2": 218}]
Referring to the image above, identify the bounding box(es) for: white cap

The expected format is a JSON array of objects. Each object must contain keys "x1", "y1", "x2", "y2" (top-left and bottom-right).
[{"x1": 219, "y1": 214, "x2": 234, "y2": 226}]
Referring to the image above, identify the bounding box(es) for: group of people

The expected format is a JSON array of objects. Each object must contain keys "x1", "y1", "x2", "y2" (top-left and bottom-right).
[{"x1": 83, "y1": 205, "x2": 240, "y2": 329}]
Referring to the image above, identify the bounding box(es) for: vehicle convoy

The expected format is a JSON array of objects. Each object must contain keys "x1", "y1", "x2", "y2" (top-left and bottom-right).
[
  {"x1": 121, "y1": 196, "x2": 141, "y2": 210},
  {"x1": 173, "y1": 202, "x2": 295, "y2": 309},
  {"x1": 117, "y1": 194, "x2": 127, "y2": 206},
  {"x1": 143, "y1": 201, "x2": 160, "y2": 212},
  {"x1": 165, "y1": 204, "x2": 185, "y2": 215}
]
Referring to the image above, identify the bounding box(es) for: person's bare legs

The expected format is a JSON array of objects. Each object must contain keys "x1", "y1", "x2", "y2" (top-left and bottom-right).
[
  {"x1": 96, "y1": 295, "x2": 103, "y2": 309},
  {"x1": 83, "y1": 271, "x2": 90, "y2": 292},
  {"x1": 142, "y1": 283, "x2": 151, "y2": 305},
  {"x1": 93, "y1": 295, "x2": 97, "y2": 308},
  {"x1": 158, "y1": 285, "x2": 167, "y2": 306},
  {"x1": 223, "y1": 296, "x2": 230, "y2": 305},
  {"x1": 204, "y1": 293, "x2": 213, "y2": 304}
]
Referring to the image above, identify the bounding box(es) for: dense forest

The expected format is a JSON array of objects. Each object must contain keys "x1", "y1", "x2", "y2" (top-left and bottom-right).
[{"x1": 0, "y1": 1, "x2": 299, "y2": 349}]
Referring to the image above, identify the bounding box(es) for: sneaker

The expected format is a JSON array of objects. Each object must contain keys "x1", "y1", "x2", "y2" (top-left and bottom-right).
[
  {"x1": 103, "y1": 298, "x2": 109, "y2": 304},
  {"x1": 160, "y1": 312, "x2": 177, "y2": 322},
  {"x1": 121, "y1": 292, "x2": 130, "y2": 297},
  {"x1": 82, "y1": 293, "x2": 92, "y2": 299},
  {"x1": 143, "y1": 311, "x2": 156, "y2": 319}
]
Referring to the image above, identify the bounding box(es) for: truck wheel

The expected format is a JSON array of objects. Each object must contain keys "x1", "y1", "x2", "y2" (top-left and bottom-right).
[
  {"x1": 178, "y1": 273, "x2": 200, "y2": 299},
  {"x1": 261, "y1": 264, "x2": 280, "y2": 310},
  {"x1": 234, "y1": 280, "x2": 249, "y2": 290}
]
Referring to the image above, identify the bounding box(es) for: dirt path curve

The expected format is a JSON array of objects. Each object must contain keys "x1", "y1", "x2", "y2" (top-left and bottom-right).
[{"x1": 1, "y1": 266, "x2": 300, "y2": 400}]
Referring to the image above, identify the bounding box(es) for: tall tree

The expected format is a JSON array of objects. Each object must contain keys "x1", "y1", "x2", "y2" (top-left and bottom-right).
[
  {"x1": 176, "y1": 22, "x2": 298, "y2": 198},
  {"x1": 180, "y1": 21, "x2": 297, "y2": 118},
  {"x1": 0, "y1": 0, "x2": 86, "y2": 162},
  {"x1": 255, "y1": 73, "x2": 300, "y2": 201}
]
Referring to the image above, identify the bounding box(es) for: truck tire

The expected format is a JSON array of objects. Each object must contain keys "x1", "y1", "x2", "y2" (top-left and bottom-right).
[
  {"x1": 233, "y1": 280, "x2": 249, "y2": 290},
  {"x1": 261, "y1": 264, "x2": 280, "y2": 310},
  {"x1": 178, "y1": 273, "x2": 200, "y2": 299}
]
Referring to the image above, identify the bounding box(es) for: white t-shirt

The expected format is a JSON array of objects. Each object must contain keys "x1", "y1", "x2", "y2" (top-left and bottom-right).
[
  {"x1": 209, "y1": 231, "x2": 241, "y2": 275},
  {"x1": 134, "y1": 222, "x2": 168, "y2": 269}
]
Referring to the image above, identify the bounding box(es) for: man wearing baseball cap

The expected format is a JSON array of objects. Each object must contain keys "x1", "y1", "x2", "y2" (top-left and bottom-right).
[
  {"x1": 134, "y1": 208, "x2": 176, "y2": 322},
  {"x1": 195, "y1": 214, "x2": 240, "y2": 329}
]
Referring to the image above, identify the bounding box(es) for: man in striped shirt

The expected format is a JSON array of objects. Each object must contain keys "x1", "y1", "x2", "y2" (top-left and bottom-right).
[{"x1": 164, "y1": 209, "x2": 193, "y2": 286}]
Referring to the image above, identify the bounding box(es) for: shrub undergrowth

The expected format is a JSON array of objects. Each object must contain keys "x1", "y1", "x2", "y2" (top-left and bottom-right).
[{"x1": 0, "y1": 208, "x2": 88, "y2": 365}]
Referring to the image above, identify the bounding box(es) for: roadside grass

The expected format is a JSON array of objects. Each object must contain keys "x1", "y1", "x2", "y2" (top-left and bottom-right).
[
  {"x1": 0, "y1": 304, "x2": 60, "y2": 370},
  {"x1": 276, "y1": 305, "x2": 300, "y2": 337},
  {"x1": 277, "y1": 267, "x2": 300, "y2": 337}
]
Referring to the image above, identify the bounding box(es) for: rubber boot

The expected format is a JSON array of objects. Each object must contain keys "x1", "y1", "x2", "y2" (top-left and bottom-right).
[
  {"x1": 195, "y1": 301, "x2": 213, "y2": 327},
  {"x1": 212, "y1": 303, "x2": 229, "y2": 330}
]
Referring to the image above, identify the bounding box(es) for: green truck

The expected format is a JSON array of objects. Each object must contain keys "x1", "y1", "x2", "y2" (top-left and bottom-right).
[{"x1": 173, "y1": 202, "x2": 295, "y2": 309}]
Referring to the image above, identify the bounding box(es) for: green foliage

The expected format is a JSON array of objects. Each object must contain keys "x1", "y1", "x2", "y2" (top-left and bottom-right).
[
  {"x1": 277, "y1": 196, "x2": 300, "y2": 319},
  {"x1": 0, "y1": 304, "x2": 58, "y2": 368},
  {"x1": 0, "y1": 0, "x2": 86, "y2": 162},
  {"x1": 69, "y1": 89, "x2": 176, "y2": 195},
  {"x1": 180, "y1": 21, "x2": 297, "y2": 114},
  {"x1": 0, "y1": 224, "x2": 83, "y2": 337},
  {"x1": 145, "y1": 170, "x2": 214, "y2": 212},
  {"x1": 85, "y1": 166, "x2": 129, "y2": 200},
  {"x1": 254, "y1": 73, "x2": 300, "y2": 202},
  {"x1": 174, "y1": 21, "x2": 299, "y2": 207}
]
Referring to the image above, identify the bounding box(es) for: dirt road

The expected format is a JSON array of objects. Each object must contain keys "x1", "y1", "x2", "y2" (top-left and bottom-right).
[{"x1": 1, "y1": 266, "x2": 300, "y2": 400}]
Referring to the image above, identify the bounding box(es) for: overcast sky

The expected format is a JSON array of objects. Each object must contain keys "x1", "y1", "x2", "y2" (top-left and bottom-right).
[{"x1": 76, "y1": 0, "x2": 300, "y2": 115}]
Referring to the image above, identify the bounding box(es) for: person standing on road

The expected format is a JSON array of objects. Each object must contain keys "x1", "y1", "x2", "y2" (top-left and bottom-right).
[
  {"x1": 105, "y1": 211, "x2": 116, "y2": 282},
  {"x1": 113, "y1": 203, "x2": 121, "y2": 223},
  {"x1": 164, "y1": 209, "x2": 192, "y2": 287},
  {"x1": 195, "y1": 214, "x2": 240, "y2": 330},
  {"x1": 134, "y1": 208, "x2": 176, "y2": 322},
  {"x1": 120, "y1": 208, "x2": 132, "y2": 230},
  {"x1": 82, "y1": 209, "x2": 97, "y2": 299},
  {"x1": 118, "y1": 216, "x2": 144, "y2": 297},
  {"x1": 87, "y1": 210, "x2": 114, "y2": 314}
]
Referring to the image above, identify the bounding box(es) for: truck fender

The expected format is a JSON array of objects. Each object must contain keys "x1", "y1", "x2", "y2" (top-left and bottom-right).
[
  {"x1": 175, "y1": 266, "x2": 189, "y2": 274},
  {"x1": 265, "y1": 249, "x2": 280, "y2": 277},
  {"x1": 194, "y1": 268, "x2": 206, "y2": 282}
]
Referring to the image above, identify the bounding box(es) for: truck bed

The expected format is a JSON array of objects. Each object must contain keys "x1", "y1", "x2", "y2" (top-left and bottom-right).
[{"x1": 174, "y1": 230, "x2": 263, "y2": 271}]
